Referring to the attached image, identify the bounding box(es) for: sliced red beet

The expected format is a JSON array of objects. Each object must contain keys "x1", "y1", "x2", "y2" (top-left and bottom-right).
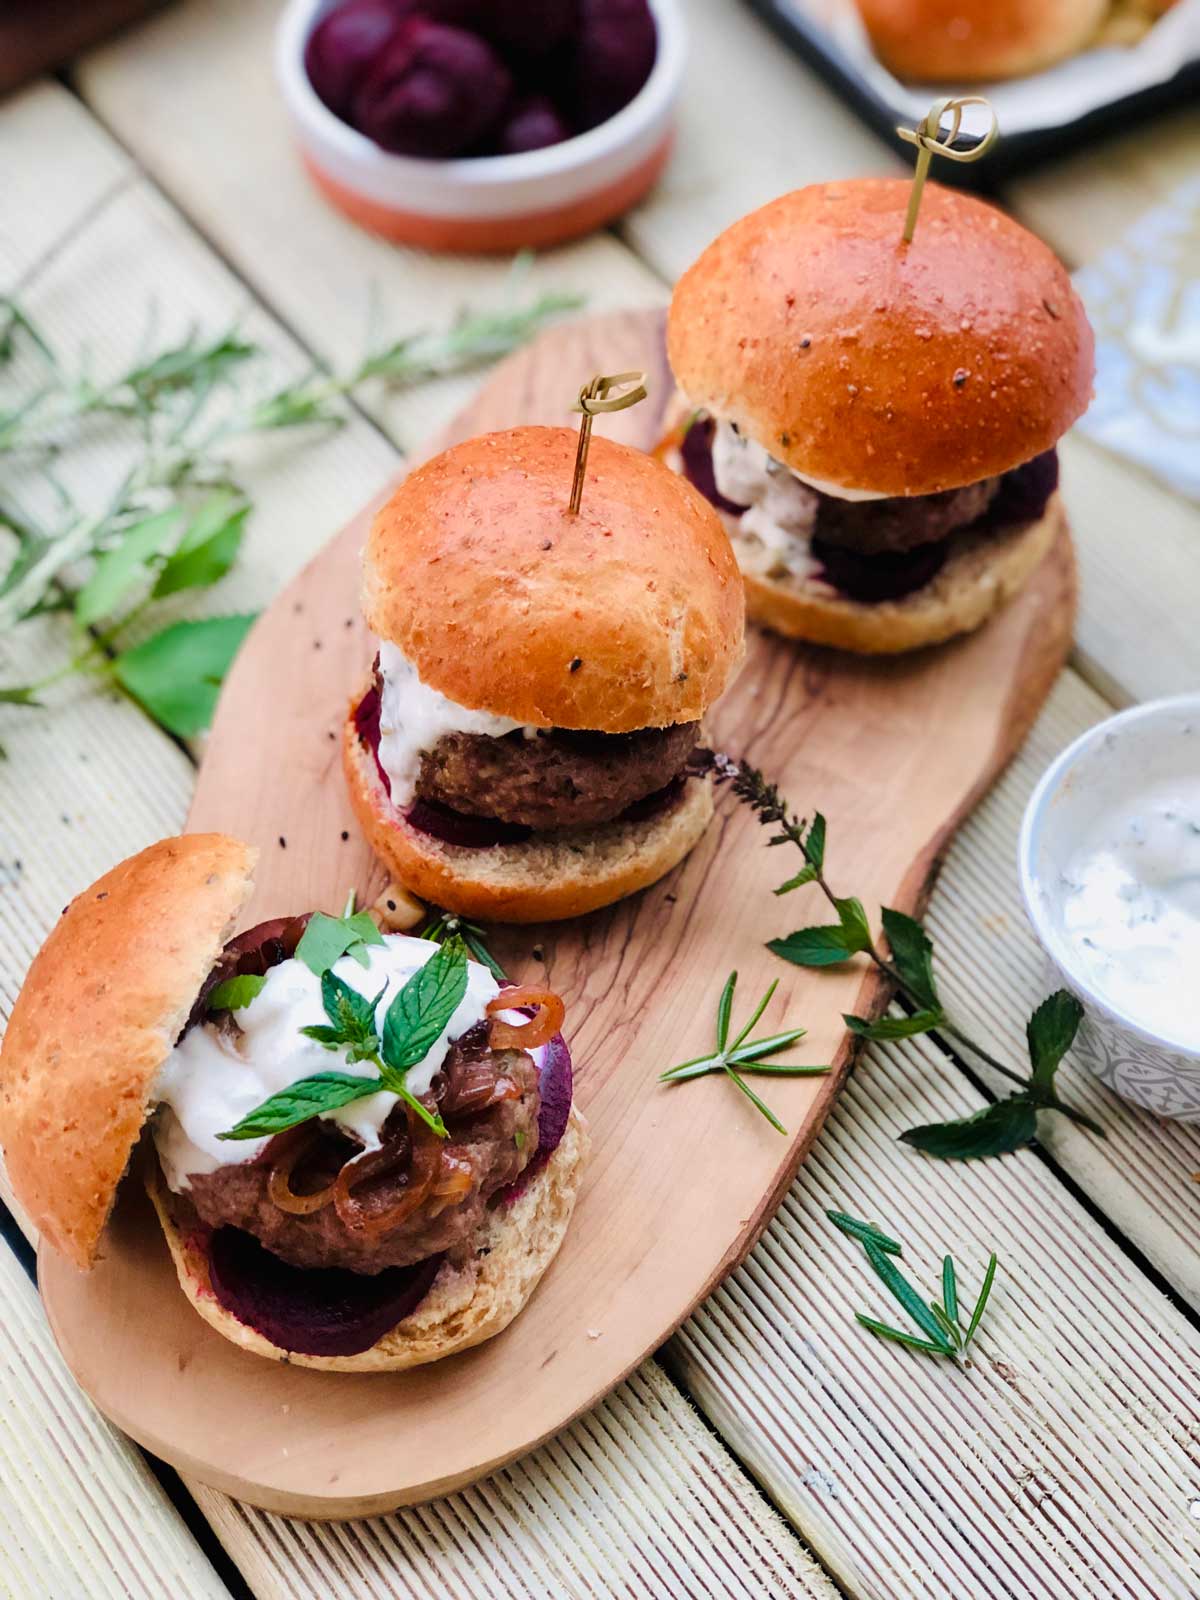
[
  {"x1": 207, "y1": 1227, "x2": 444, "y2": 1357},
  {"x1": 494, "y1": 93, "x2": 573, "y2": 154},
  {"x1": 353, "y1": 675, "x2": 393, "y2": 798},
  {"x1": 499, "y1": 1030, "x2": 573, "y2": 1204},
  {"x1": 620, "y1": 774, "x2": 685, "y2": 822},
  {"x1": 405, "y1": 797, "x2": 533, "y2": 848},
  {"x1": 987, "y1": 449, "x2": 1058, "y2": 527},
  {"x1": 570, "y1": 0, "x2": 656, "y2": 131},
  {"x1": 679, "y1": 415, "x2": 750, "y2": 518},
  {"x1": 304, "y1": 0, "x2": 406, "y2": 120},
  {"x1": 476, "y1": 0, "x2": 579, "y2": 56},
  {"x1": 811, "y1": 537, "x2": 949, "y2": 602},
  {"x1": 352, "y1": 18, "x2": 512, "y2": 158}
]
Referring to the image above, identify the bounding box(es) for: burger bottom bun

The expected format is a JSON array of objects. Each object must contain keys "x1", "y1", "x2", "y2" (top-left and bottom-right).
[
  {"x1": 147, "y1": 1104, "x2": 588, "y2": 1373},
  {"x1": 732, "y1": 496, "x2": 1065, "y2": 655},
  {"x1": 342, "y1": 710, "x2": 714, "y2": 924}
]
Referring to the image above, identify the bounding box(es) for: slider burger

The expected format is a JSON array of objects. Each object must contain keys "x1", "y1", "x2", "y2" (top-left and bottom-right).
[
  {"x1": 0, "y1": 835, "x2": 586, "y2": 1370},
  {"x1": 665, "y1": 180, "x2": 1094, "y2": 654},
  {"x1": 344, "y1": 425, "x2": 744, "y2": 922}
]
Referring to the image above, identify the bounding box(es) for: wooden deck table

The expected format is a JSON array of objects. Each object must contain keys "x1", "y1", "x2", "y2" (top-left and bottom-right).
[{"x1": 1, "y1": 3, "x2": 1198, "y2": 1595}]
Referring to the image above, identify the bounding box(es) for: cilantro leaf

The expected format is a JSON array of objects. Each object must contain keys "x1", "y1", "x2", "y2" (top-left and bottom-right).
[
  {"x1": 216, "y1": 1071, "x2": 380, "y2": 1140},
  {"x1": 207, "y1": 973, "x2": 267, "y2": 1012},
  {"x1": 1026, "y1": 990, "x2": 1083, "y2": 1095},
  {"x1": 381, "y1": 941, "x2": 469, "y2": 1078},
  {"x1": 295, "y1": 909, "x2": 385, "y2": 977}
]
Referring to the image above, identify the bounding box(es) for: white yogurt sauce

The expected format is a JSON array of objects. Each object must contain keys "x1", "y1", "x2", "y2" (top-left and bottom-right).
[
  {"x1": 152, "y1": 934, "x2": 501, "y2": 1191},
  {"x1": 376, "y1": 641, "x2": 533, "y2": 806},
  {"x1": 1056, "y1": 776, "x2": 1200, "y2": 1046}
]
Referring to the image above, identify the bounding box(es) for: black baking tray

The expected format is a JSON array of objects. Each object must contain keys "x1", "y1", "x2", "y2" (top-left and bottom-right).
[{"x1": 747, "y1": 0, "x2": 1200, "y2": 185}]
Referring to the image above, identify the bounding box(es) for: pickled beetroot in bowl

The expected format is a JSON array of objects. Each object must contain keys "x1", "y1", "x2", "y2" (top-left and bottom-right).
[
  {"x1": 477, "y1": 0, "x2": 580, "y2": 56},
  {"x1": 305, "y1": 0, "x2": 406, "y2": 119},
  {"x1": 352, "y1": 18, "x2": 512, "y2": 157},
  {"x1": 495, "y1": 94, "x2": 573, "y2": 155},
  {"x1": 571, "y1": 0, "x2": 656, "y2": 131}
]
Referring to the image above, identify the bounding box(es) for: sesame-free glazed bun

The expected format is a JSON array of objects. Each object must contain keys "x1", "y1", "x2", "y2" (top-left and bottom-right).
[
  {"x1": 363, "y1": 427, "x2": 744, "y2": 733},
  {"x1": 344, "y1": 705, "x2": 714, "y2": 923},
  {"x1": 668, "y1": 181, "x2": 1094, "y2": 498},
  {"x1": 148, "y1": 1106, "x2": 588, "y2": 1371},
  {"x1": 0, "y1": 836, "x2": 256, "y2": 1269},
  {"x1": 856, "y1": 0, "x2": 1108, "y2": 82}
]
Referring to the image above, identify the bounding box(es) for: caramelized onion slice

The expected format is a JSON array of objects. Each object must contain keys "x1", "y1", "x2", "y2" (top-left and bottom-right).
[
  {"x1": 333, "y1": 1108, "x2": 441, "y2": 1237},
  {"x1": 267, "y1": 1127, "x2": 338, "y2": 1216},
  {"x1": 487, "y1": 986, "x2": 565, "y2": 1052}
]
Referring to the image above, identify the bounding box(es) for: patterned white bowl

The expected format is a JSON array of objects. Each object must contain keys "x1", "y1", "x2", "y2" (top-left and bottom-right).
[{"x1": 1018, "y1": 694, "x2": 1200, "y2": 1122}]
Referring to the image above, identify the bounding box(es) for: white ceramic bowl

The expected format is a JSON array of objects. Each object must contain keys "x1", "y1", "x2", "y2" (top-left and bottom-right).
[
  {"x1": 1018, "y1": 694, "x2": 1200, "y2": 1121},
  {"x1": 276, "y1": 0, "x2": 685, "y2": 252}
]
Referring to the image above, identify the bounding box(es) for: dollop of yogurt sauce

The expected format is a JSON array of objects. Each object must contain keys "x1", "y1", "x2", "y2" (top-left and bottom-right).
[
  {"x1": 1056, "y1": 775, "x2": 1200, "y2": 1047},
  {"x1": 152, "y1": 934, "x2": 500, "y2": 1191},
  {"x1": 376, "y1": 640, "x2": 533, "y2": 805},
  {"x1": 710, "y1": 421, "x2": 882, "y2": 580}
]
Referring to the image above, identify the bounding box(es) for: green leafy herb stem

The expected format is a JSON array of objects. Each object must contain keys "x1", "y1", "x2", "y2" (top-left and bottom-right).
[{"x1": 659, "y1": 970, "x2": 829, "y2": 1135}]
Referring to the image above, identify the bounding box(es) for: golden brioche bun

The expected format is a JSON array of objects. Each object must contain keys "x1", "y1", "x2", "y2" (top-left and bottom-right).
[
  {"x1": 344, "y1": 701, "x2": 713, "y2": 923},
  {"x1": 737, "y1": 496, "x2": 1065, "y2": 654},
  {"x1": 667, "y1": 180, "x2": 1094, "y2": 498},
  {"x1": 856, "y1": 0, "x2": 1108, "y2": 81},
  {"x1": 0, "y1": 835, "x2": 256, "y2": 1269},
  {"x1": 148, "y1": 1106, "x2": 588, "y2": 1371},
  {"x1": 363, "y1": 426, "x2": 744, "y2": 733}
]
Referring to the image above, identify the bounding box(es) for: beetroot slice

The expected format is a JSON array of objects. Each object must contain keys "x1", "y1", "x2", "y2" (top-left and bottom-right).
[
  {"x1": 207, "y1": 1227, "x2": 444, "y2": 1357},
  {"x1": 405, "y1": 797, "x2": 533, "y2": 848},
  {"x1": 499, "y1": 1031, "x2": 572, "y2": 1205},
  {"x1": 678, "y1": 414, "x2": 749, "y2": 518}
]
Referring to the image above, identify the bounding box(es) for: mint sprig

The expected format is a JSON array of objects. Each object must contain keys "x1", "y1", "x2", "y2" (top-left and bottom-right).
[
  {"x1": 217, "y1": 941, "x2": 469, "y2": 1142},
  {"x1": 295, "y1": 908, "x2": 385, "y2": 975},
  {"x1": 207, "y1": 973, "x2": 267, "y2": 1012},
  {"x1": 723, "y1": 760, "x2": 1103, "y2": 1155}
]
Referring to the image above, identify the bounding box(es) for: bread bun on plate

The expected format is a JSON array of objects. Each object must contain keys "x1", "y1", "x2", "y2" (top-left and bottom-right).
[
  {"x1": 854, "y1": 0, "x2": 1109, "y2": 83},
  {"x1": 665, "y1": 179, "x2": 1093, "y2": 653},
  {"x1": 0, "y1": 836, "x2": 587, "y2": 1369}
]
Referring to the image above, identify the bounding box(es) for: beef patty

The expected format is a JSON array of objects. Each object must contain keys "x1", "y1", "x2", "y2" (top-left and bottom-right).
[
  {"x1": 183, "y1": 1036, "x2": 539, "y2": 1274},
  {"x1": 812, "y1": 476, "x2": 1000, "y2": 556},
  {"x1": 416, "y1": 720, "x2": 700, "y2": 829}
]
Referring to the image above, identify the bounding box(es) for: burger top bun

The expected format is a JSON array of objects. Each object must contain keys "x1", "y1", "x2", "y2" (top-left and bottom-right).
[
  {"x1": 667, "y1": 180, "x2": 1095, "y2": 497},
  {"x1": 0, "y1": 835, "x2": 256, "y2": 1270},
  {"x1": 363, "y1": 426, "x2": 745, "y2": 734},
  {"x1": 855, "y1": 0, "x2": 1109, "y2": 84}
]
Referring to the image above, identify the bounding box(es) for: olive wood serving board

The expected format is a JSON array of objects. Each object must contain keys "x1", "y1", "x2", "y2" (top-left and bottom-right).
[{"x1": 41, "y1": 309, "x2": 1075, "y2": 1518}]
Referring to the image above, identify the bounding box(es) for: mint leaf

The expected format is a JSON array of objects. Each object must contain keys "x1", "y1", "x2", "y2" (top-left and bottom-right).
[
  {"x1": 803, "y1": 812, "x2": 826, "y2": 870},
  {"x1": 768, "y1": 926, "x2": 853, "y2": 967},
  {"x1": 381, "y1": 941, "x2": 469, "y2": 1077},
  {"x1": 844, "y1": 1009, "x2": 942, "y2": 1041},
  {"x1": 835, "y1": 896, "x2": 872, "y2": 954},
  {"x1": 74, "y1": 509, "x2": 182, "y2": 627},
  {"x1": 295, "y1": 909, "x2": 385, "y2": 977},
  {"x1": 900, "y1": 1096, "x2": 1038, "y2": 1160},
  {"x1": 881, "y1": 908, "x2": 938, "y2": 1011},
  {"x1": 153, "y1": 495, "x2": 248, "y2": 598},
  {"x1": 216, "y1": 1071, "x2": 379, "y2": 1140},
  {"x1": 774, "y1": 865, "x2": 817, "y2": 895},
  {"x1": 1026, "y1": 990, "x2": 1083, "y2": 1095},
  {"x1": 113, "y1": 613, "x2": 255, "y2": 737},
  {"x1": 208, "y1": 973, "x2": 267, "y2": 1011}
]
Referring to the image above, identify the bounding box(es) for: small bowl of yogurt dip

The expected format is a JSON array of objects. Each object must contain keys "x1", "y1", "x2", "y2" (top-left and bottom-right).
[{"x1": 1019, "y1": 694, "x2": 1200, "y2": 1121}]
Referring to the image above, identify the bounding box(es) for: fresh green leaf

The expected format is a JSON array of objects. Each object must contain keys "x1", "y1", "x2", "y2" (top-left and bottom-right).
[
  {"x1": 835, "y1": 896, "x2": 872, "y2": 954},
  {"x1": 863, "y1": 1240, "x2": 956, "y2": 1352},
  {"x1": 724, "y1": 1064, "x2": 787, "y2": 1135},
  {"x1": 853, "y1": 1314, "x2": 953, "y2": 1356},
  {"x1": 774, "y1": 865, "x2": 817, "y2": 895},
  {"x1": 153, "y1": 496, "x2": 248, "y2": 598},
  {"x1": 380, "y1": 941, "x2": 469, "y2": 1077},
  {"x1": 304, "y1": 969, "x2": 383, "y2": 1050},
  {"x1": 463, "y1": 930, "x2": 506, "y2": 982},
  {"x1": 880, "y1": 908, "x2": 939, "y2": 1011},
  {"x1": 803, "y1": 812, "x2": 826, "y2": 870},
  {"x1": 729, "y1": 977, "x2": 778, "y2": 1051},
  {"x1": 728, "y1": 1027, "x2": 808, "y2": 1062},
  {"x1": 715, "y1": 970, "x2": 737, "y2": 1052},
  {"x1": 929, "y1": 1301, "x2": 962, "y2": 1349},
  {"x1": 767, "y1": 926, "x2": 854, "y2": 967},
  {"x1": 900, "y1": 1095, "x2": 1038, "y2": 1160},
  {"x1": 1026, "y1": 990, "x2": 1083, "y2": 1095},
  {"x1": 208, "y1": 973, "x2": 267, "y2": 1011},
  {"x1": 965, "y1": 1253, "x2": 999, "y2": 1344},
  {"x1": 825, "y1": 1210, "x2": 902, "y2": 1255},
  {"x1": 0, "y1": 685, "x2": 41, "y2": 707},
  {"x1": 112, "y1": 613, "x2": 255, "y2": 737},
  {"x1": 217, "y1": 1070, "x2": 378, "y2": 1140},
  {"x1": 843, "y1": 1008, "x2": 943, "y2": 1041},
  {"x1": 73, "y1": 509, "x2": 181, "y2": 627},
  {"x1": 942, "y1": 1255, "x2": 958, "y2": 1325},
  {"x1": 295, "y1": 909, "x2": 385, "y2": 977}
]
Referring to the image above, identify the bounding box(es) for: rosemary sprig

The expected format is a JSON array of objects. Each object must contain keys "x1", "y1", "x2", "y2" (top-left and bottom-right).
[
  {"x1": 420, "y1": 908, "x2": 506, "y2": 982},
  {"x1": 720, "y1": 759, "x2": 1102, "y2": 1155},
  {"x1": 828, "y1": 1209, "x2": 998, "y2": 1361},
  {"x1": 660, "y1": 970, "x2": 829, "y2": 1135},
  {"x1": 0, "y1": 259, "x2": 581, "y2": 738}
]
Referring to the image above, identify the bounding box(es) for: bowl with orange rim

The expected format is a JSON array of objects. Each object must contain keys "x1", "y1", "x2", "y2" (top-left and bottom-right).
[{"x1": 275, "y1": 0, "x2": 686, "y2": 254}]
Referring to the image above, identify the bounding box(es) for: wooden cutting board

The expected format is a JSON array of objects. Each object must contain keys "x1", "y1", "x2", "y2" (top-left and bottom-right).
[{"x1": 40, "y1": 309, "x2": 1075, "y2": 1518}]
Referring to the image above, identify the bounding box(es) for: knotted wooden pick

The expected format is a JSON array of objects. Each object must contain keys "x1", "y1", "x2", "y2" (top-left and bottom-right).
[
  {"x1": 568, "y1": 370, "x2": 649, "y2": 514},
  {"x1": 897, "y1": 96, "x2": 1000, "y2": 244}
]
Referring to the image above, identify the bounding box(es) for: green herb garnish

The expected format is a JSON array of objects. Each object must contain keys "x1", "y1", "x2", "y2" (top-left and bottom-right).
[
  {"x1": 722, "y1": 760, "x2": 1102, "y2": 1155},
  {"x1": 828, "y1": 1209, "x2": 998, "y2": 1360},
  {"x1": 659, "y1": 970, "x2": 828, "y2": 1136},
  {"x1": 217, "y1": 941, "x2": 469, "y2": 1142},
  {"x1": 295, "y1": 908, "x2": 385, "y2": 976},
  {"x1": 207, "y1": 973, "x2": 267, "y2": 1012},
  {"x1": 421, "y1": 908, "x2": 505, "y2": 981}
]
